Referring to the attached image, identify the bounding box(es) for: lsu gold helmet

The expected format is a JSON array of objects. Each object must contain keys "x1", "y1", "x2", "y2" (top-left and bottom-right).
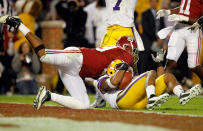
[{"x1": 107, "y1": 59, "x2": 123, "y2": 76}]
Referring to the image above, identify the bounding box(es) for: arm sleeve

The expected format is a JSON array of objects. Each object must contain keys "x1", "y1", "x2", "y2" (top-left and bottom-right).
[{"x1": 11, "y1": 54, "x2": 22, "y2": 73}]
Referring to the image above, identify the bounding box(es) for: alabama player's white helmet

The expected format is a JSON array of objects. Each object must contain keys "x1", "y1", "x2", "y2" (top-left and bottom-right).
[{"x1": 116, "y1": 36, "x2": 138, "y2": 56}]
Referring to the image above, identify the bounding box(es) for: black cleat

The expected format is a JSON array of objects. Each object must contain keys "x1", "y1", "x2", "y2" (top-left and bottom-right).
[
  {"x1": 147, "y1": 93, "x2": 169, "y2": 110},
  {"x1": 33, "y1": 86, "x2": 51, "y2": 110},
  {"x1": 179, "y1": 84, "x2": 201, "y2": 105}
]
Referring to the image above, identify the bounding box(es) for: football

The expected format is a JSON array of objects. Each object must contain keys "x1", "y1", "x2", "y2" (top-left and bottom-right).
[{"x1": 118, "y1": 71, "x2": 133, "y2": 89}]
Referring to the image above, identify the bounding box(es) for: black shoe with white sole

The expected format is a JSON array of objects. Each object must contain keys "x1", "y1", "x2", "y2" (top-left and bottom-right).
[
  {"x1": 179, "y1": 84, "x2": 201, "y2": 105},
  {"x1": 33, "y1": 86, "x2": 51, "y2": 110},
  {"x1": 147, "y1": 93, "x2": 169, "y2": 110}
]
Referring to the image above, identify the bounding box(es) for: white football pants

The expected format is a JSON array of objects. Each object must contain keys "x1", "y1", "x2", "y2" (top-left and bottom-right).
[
  {"x1": 167, "y1": 27, "x2": 202, "y2": 68},
  {"x1": 40, "y1": 47, "x2": 90, "y2": 109}
]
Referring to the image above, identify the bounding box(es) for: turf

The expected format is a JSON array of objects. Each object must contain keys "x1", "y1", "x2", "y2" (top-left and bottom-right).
[{"x1": 0, "y1": 94, "x2": 203, "y2": 116}]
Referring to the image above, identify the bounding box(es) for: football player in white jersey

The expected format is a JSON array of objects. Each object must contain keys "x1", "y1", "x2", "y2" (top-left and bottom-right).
[
  {"x1": 156, "y1": 0, "x2": 203, "y2": 81},
  {"x1": 100, "y1": 0, "x2": 144, "y2": 51}
]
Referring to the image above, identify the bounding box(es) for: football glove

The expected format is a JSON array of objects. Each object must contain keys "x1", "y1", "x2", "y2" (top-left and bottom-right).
[
  {"x1": 151, "y1": 49, "x2": 166, "y2": 63},
  {"x1": 156, "y1": 9, "x2": 171, "y2": 19},
  {"x1": 0, "y1": 15, "x2": 22, "y2": 32},
  {"x1": 116, "y1": 62, "x2": 129, "y2": 71}
]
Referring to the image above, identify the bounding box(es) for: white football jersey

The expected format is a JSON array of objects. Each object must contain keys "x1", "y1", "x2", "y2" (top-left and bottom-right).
[{"x1": 105, "y1": 0, "x2": 137, "y2": 27}]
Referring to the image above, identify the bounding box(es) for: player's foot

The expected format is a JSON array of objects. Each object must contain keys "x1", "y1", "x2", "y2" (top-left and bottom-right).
[
  {"x1": 147, "y1": 93, "x2": 169, "y2": 109},
  {"x1": 0, "y1": 15, "x2": 21, "y2": 31},
  {"x1": 33, "y1": 86, "x2": 51, "y2": 110},
  {"x1": 179, "y1": 84, "x2": 201, "y2": 105},
  {"x1": 90, "y1": 92, "x2": 106, "y2": 108}
]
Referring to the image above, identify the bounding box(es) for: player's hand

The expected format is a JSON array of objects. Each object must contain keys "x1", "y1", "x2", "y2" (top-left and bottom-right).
[
  {"x1": 188, "y1": 22, "x2": 201, "y2": 33},
  {"x1": 168, "y1": 14, "x2": 189, "y2": 22},
  {"x1": 151, "y1": 49, "x2": 166, "y2": 63},
  {"x1": 85, "y1": 77, "x2": 97, "y2": 87},
  {"x1": 116, "y1": 62, "x2": 129, "y2": 71},
  {"x1": 156, "y1": 10, "x2": 171, "y2": 19}
]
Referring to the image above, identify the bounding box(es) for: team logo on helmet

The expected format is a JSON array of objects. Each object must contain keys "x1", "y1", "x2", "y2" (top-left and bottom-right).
[
  {"x1": 116, "y1": 36, "x2": 137, "y2": 56},
  {"x1": 107, "y1": 59, "x2": 123, "y2": 76}
]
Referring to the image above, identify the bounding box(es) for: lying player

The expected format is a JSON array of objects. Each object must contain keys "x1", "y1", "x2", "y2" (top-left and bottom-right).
[
  {"x1": 85, "y1": 59, "x2": 201, "y2": 110},
  {"x1": 0, "y1": 15, "x2": 137, "y2": 109}
]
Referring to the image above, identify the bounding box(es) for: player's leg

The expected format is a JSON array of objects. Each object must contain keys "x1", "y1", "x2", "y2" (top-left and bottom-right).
[
  {"x1": 100, "y1": 26, "x2": 114, "y2": 47},
  {"x1": 165, "y1": 29, "x2": 186, "y2": 73},
  {"x1": 155, "y1": 73, "x2": 180, "y2": 96},
  {"x1": 58, "y1": 70, "x2": 90, "y2": 109},
  {"x1": 32, "y1": 48, "x2": 88, "y2": 109},
  {"x1": 145, "y1": 70, "x2": 169, "y2": 109},
  {"x1": 156, "y1": 73, "x2": 201, "y2": 105},
  {"x1": 1, "y1": 16, "x2": 90, "y2": 109},
  {"x1": 116, "y1": 73, "x2": 147, "y2": 109},
  {"x1": 131, "y1": 97, "x2": 147, "y2": 109},
  {"x1": 186, "y1": 29, "x2": 203, "y2": 80},
  {"x1": 42, "y1": 47, "x2": 82, "y2": 68},
  {"x1": 100, "y1": 26, "x2": 134, "y2": 47},
  {"x1": 33, "y1": 86, "x2": 85, "y2": 110}
]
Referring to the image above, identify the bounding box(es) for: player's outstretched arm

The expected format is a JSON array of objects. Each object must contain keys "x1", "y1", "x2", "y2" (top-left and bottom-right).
[
  {"x1": 156, "y1": 7, "x2": 179, "y2": 19},
  {"x1": 151, "y1": 49, "x2": 166, "y2": 76},
  {"x1": 0, "y1": 15, "x2": 45, "y2": 57}
]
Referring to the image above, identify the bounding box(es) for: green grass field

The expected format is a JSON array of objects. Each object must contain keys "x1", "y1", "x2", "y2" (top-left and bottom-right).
[{"x1": 0, "y1": 94, "x2": 203, "y2": 116}]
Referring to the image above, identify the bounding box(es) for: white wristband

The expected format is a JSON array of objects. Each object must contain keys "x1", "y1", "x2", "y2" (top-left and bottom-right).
[
  {"x1": 106, "y1": 78, "x2": 117, "y2": 89},
  {"x1": 93, "y1": 80, "x2": 98, "y2": 88},
  {"x1": 19, "y1": 23, "x2": 30, "y2": 35}
]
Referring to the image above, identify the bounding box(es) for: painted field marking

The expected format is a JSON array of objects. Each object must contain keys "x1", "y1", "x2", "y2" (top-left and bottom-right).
[{"x1": 0, "y1": 117, "x2": 175, "y2": 131}]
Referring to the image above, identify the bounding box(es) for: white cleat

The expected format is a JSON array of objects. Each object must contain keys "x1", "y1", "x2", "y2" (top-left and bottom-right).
[
  {"x1": 33, "y1": 86, "x2": 51, "y2": 110},
  {"x1": 179, "y1": 84, "x2": 201, "y2": 105},
  {"x1": 147, "y1": 93, "x2": 169, "y2": 110}
]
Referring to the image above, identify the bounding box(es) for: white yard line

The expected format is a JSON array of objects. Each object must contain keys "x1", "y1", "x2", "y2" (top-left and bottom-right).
[{"x1": 0, "y1": 117, "x2": 176, "y2": 131}]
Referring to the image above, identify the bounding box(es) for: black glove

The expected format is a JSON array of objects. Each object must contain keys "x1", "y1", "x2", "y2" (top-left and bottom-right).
[{"x1": 116, "y1": 62, "x2": 129, "y2": 71}]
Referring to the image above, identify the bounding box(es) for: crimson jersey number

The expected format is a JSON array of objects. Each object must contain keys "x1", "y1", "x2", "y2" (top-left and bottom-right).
[{"x1": 113, "y1": 0, "x2": 122, "y2": 11}]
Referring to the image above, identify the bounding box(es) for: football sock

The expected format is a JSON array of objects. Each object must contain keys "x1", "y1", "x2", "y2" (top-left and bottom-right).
[
  {"x1": 51, "y1": 93, "x2": 85, "y2": 109},
  {"x1": 146, "y1": 85, "x2": 155, "y2": 99},
  {"x1": 173, "y1": 85, "x2": 184, "y2": 97},
  {"x1": 19, "y1": 23, "x2": 30, "y2": 35}
]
